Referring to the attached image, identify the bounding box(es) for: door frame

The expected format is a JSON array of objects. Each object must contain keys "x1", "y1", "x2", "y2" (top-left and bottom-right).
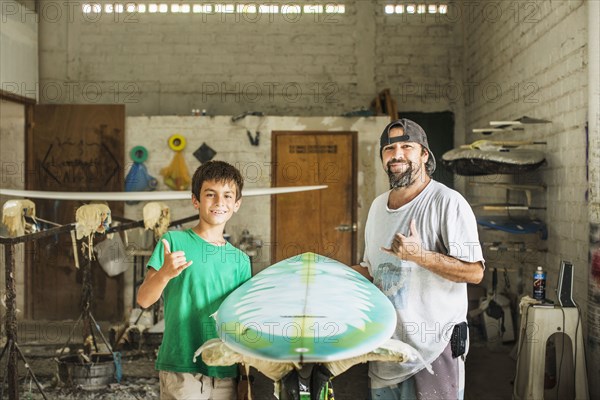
[
  {"x1": 270, "y1": 130, "x2": 358, "y2": 265},
  {"x1": 1, "y1": 91, "x2": 35, "y2": 317}
]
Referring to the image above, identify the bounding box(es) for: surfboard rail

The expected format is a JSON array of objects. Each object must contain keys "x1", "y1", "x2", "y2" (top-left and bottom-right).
[{"x1": 0, "y1": 186, "x2": 327, "y2": 201}]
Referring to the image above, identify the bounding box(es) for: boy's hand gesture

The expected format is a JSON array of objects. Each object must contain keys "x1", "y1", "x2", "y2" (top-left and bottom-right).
[{"x1": 161, "y1": 239, "x2": 193, "y2": 279}]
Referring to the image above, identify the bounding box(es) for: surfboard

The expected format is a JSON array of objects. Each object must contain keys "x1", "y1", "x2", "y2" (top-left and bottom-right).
[
  {"x1": 489, "y1": 116, "x2": 551, "y2": 129},
  {"x1": 477, "y1": 216, "x2": 548, "y2": 240},
  {"x1": 441, "y1": 147, "x2": 545, "y2": 176},
  {"x1": 0, "y1": 185, "x2": 327, "y2": 201},
  {"x1": 473, "y1": 116, "x2": 551, "y2": 135},
  {"x1": 215, "y1": 252, "x2": 397, "y2": 363}
]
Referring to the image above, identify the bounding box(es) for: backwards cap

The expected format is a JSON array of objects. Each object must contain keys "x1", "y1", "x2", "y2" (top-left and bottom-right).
[{"x1": 379, "y1": 118, "x2": 436, "y2": 173}]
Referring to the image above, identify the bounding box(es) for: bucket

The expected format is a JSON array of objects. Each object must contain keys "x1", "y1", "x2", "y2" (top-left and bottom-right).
[{"x1": 57, "y1": 353, "x2": 116, "y2": 390}]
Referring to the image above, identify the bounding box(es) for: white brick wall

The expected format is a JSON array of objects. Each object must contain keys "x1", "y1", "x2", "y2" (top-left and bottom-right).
[
  {"x1": 374, "y1": 0, "x2": 464, "y2": 119},
  {"x1": 373, "y1": 0, "x2": 468, "y2": 183},
  {"x1": 37, "y1": 2, "x2": 365, "y2": 115},
  {"x1": 34, "y1": 1, "x2": 463, "y2": 120},
  {"x1": 463, "y1": 3, "x2": 598, "y2": 391},
  {"x1": 462, "y1": 1, "x2": 589, "y2": 309},
  {"x1": 0, "y1": 0, "x2": 38, "y2": 101}
]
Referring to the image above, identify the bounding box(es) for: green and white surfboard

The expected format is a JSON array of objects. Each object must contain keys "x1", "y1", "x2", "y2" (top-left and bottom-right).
[{"x1": 215, "y1": 252, "x2": 397, "y2": 363}]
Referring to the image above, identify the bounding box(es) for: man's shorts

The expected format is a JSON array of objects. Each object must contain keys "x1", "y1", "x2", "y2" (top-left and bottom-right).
[
  {"x1": 159, "y1": 370, "x2": 236, "y2": 400},
  {"x1": 370, "y1": 342, "x2": 465, "y2": 400}
]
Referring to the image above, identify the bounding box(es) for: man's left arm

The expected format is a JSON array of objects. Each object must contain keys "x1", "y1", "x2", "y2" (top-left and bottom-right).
[{"x1": 382, "y1": 219, "x2": 484, "y2": 284}]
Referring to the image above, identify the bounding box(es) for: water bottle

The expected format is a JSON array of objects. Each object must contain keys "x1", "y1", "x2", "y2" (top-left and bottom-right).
[{"x1": 533, "y1": 266, "x2": 546, "y2": 300}]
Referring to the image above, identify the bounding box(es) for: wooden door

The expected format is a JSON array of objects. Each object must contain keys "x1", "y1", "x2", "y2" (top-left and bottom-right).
[
  {"x1": 26, "y1": 104, "x2": 125, "y2": 320},
  {"x1": 271, "y1": 132, "x2": 356, "y2": 265}
]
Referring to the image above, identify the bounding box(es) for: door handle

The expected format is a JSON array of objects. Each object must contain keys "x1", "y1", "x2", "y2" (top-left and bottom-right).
[{"x1": 335, "y1": 223, "x2": 357, "y2": 232}]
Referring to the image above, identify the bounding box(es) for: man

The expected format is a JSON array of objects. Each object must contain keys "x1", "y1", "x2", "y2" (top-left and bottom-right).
[{"x1": 354, "y1": 119, "x2": 484, "y2": 399}]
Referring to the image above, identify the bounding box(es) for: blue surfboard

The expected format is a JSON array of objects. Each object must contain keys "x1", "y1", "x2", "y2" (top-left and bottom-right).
[
  {"x1": 477, "y1": 216, "x2": 548, "y2": 240},
  {"x1": 215, "y1": 253, "x2": 397, "y2": 363}
]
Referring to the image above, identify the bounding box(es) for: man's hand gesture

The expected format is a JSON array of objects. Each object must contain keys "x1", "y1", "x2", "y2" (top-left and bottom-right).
[{"x1": 381, "y1": 219, "x2": 422, "y2": 262}]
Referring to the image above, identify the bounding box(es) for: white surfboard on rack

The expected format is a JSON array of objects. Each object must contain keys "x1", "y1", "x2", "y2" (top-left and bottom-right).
[{"x1": 0, "y1": 185, "x2": 327, "y2": 201}]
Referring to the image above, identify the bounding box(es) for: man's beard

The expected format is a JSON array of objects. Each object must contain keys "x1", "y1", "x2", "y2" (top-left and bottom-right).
[{"x1": 386, "y1": 159, "x2": 418, "y2": 188}]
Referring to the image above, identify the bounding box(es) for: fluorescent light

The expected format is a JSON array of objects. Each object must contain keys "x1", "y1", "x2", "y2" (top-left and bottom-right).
[
  {"x1": 325, "y1": 4, "x2": 345, "y2": 14},
  {"x1": 282, "y1": 5, "x2": 301, "y2": 14},
  {"x1": 304, "y1": 5, "x2": 324, "y2": 14}
]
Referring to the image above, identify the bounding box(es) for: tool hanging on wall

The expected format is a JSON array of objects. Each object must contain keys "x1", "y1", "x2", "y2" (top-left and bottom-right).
[
  {"x1": 160, "y1": 134, "x2": 191, "y2": 190},
  {"x1": 232, "y1": 111, "x2": 264, "y2": 146},
  {"x1": 125, "y1": 146, "x2": 158, "y2": 204},
  {"x1": 247, "y1": 130, "x2": 260, "y2": 146},
  {"x1": 231, "y1": 111, "x2": 264, "y2": 122},
  {"x1": 193, "y1": 142, "x2": 217, "y2": 164},
  {"x1": 125, "y1": 146, "x2": 157, "y2": 191}
]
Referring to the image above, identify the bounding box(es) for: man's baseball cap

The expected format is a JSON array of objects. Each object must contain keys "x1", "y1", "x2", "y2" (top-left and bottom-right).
[{"x1": 379, "y1": 118, "x2": 436, "y2": 173}]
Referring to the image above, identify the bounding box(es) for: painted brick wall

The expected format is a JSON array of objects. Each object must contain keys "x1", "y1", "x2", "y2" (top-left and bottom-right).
[
  {"x1": 589, "y1": 1, "x2": 600, "y2": 396},
  {"x1": 35, "y1": 1, "x2": 463, "y2": 122},
  {"x1": 37, "y1": 2, "x2": 365, "y2": 116},
  {"x1": 374, "y1": 1, "x2": 464, "y2": 113},
  {"x1": 462, "y1": 1, "x2": 589, "y2": 310},
  {"x1": 0, "y1": 0, "x2": 38, "y2": 101}
]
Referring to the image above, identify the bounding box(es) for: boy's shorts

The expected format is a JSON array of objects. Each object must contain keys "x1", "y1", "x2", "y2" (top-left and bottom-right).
[{"x1": 159, "y1": 370, "x2": 236, "y2": 400}]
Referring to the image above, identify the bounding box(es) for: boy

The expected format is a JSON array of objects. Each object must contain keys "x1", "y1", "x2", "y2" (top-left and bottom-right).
[{"x1": 137, "y1": 160, "x2": 252, "y2": 400}]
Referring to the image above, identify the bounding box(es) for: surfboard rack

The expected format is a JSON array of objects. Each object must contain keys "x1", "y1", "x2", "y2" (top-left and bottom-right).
[
  {"x1": 468, "y1": 182, "x2": 546, "y2": 207},
  {"x1": 472, "y1": 116, "x2": 551, "y2": 135},
  {"x1": 482, "y1": 241, "x2": 548, "y2": 253}
]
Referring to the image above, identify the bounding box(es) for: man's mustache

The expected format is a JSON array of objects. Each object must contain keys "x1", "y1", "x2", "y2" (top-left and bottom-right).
[{"x1": 387, "y1": 159, "x2": 410, "y2": 168}]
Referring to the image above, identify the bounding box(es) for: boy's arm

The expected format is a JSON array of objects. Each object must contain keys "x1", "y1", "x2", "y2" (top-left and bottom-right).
[
  {"x1": 136, "y1": 268, "x2": 168, "y2": 309},
  {"x1": 136, "y1": 239, "x2": 193, "y2": 309}
]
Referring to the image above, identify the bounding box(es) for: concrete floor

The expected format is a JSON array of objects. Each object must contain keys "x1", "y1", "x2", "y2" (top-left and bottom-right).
[{"x1": 2, "y1": 321, "x2": 516, "y2": 399}]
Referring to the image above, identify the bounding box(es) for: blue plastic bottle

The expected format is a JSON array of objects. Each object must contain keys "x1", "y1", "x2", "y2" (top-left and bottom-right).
[{"x1": 533, "y1": 266, "x2": 546, "y2": 301}]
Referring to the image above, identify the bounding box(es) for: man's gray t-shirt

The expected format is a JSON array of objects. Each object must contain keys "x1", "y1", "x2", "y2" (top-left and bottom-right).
[{"x1": 360, "y1": 180, "x2": 484, "y2": 388}]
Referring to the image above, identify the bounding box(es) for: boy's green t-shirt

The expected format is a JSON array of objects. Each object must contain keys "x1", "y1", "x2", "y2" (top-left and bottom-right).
[{"x1": 147, "y1": 229, "x2": 251, "y2": 377}]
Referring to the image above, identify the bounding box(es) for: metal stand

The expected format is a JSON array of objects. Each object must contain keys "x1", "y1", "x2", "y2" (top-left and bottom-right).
[
  {"x1": 0, "y1": 243, "x2": 49, "y2": 400},
  {"x1": 56, "y1": 258, "x2": 115, "y2": 359}
]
